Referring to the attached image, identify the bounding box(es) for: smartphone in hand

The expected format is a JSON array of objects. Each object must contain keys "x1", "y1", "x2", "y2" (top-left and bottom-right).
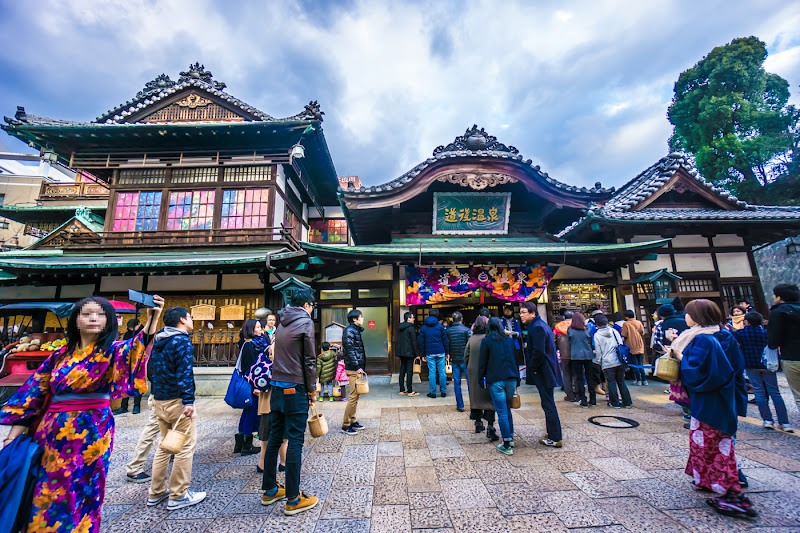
[{"x1": 128, "y1": 289, "x2": 156, "y2": 308}]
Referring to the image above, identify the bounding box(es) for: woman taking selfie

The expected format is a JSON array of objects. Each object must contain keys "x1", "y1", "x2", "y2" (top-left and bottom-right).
[{"x1": 1, "y1": 295, "x2": 164, "y2": 532}]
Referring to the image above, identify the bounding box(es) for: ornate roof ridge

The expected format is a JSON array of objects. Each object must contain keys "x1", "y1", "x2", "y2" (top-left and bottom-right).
[
  {"x1": 337, "y1": 125, "x2": 615, "y2": 196},
  {"x1": 93, "y1": 63, "x2": 324, "y2": 124}
]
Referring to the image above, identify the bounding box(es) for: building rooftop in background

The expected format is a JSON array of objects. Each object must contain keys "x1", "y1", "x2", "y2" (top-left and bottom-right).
[{"x1": 338, "y1": 175, "x2": 361, "y2": 189}]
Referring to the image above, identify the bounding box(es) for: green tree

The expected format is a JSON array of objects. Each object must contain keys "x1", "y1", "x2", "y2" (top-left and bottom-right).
[{"x1": 668, "y1": 36, "x2": 796, "y2": 203}]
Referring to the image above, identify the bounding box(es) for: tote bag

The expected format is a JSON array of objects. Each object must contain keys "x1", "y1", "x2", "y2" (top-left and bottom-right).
[
  {"x1": 762, "y1": 346, "x2": 780, "y2": 373},
  {"x1": 224, "y1": 347, "x2": 253, "y2": 409},
  {"x1": 244, "y1": 344, "x2": 272, "y2": 391}
]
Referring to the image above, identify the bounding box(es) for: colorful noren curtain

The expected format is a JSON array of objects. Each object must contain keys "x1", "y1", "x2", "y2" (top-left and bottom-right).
[{"x1": 405, "y1": 265, "x2": 554, "y2": 305}]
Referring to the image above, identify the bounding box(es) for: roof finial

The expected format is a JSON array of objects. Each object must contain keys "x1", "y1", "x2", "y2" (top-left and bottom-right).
[{"x1": 178, "y1": 62, "x2": 227, "y2": 90}]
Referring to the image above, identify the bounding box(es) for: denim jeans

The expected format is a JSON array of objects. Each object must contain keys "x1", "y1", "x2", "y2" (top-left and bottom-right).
[
  {"x1": 452, "y1": 363, "x2": 469, "y2": 409},
  {"x1": 427, "y1": 354, "x2": 446, "y2": 394},
  {"x1": 262, "y1": 384, "x2": 309, "y2": 499},
  {"x1": 529, "y1": 371, "x2": 562, "y2": 441},
  {"x1": 630, "y1": 353, "x2": 647, "y2": 382},
  {"x1": 322, "y1": 382, "x2": 333, "y2": 397},
  {"x1": 603, "y1": 366, "x2": 632, "y2": 407},
  {"x1": 747, "y1": 368, "x2": 789, "y2": 424},
  {"x1": 488, "y1": 379, "x2": 516, "y2": 441}
]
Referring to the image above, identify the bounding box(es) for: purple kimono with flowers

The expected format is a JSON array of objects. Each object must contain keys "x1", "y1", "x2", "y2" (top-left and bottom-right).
[{"x1": 0, "y1": 333, "x2": 150, "y2": 533}]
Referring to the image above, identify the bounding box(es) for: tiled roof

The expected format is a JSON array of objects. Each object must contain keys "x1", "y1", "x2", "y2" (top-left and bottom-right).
[
  {"x1": 555, "y1": 153, "x2": 800, "y2": 238},
  {"x1": 338, "y1": 125, "x2": 614, "y2": 197}
]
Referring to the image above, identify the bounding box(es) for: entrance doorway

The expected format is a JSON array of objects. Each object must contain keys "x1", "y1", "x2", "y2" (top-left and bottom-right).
[{"x1": 319, "y1": 305, "x2": 390, "y2": 375}]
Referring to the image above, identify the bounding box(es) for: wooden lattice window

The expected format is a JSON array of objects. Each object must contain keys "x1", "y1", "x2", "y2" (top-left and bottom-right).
[
  {"x1": 677, "y1": 279, "x2": 716, "y2": 292},
  {"x1": 223, "y1": 165, "x2": 272, "y2": 182},
  {"x1": 119, "y1": 168, "x2": 166, "y2": 185},
  {"x1": 722, "y1": 283, "x2": 755, "y2": 309},
  {"x1": 113, "y1": 191, "x2": 162, "y2": 231},
  {"x1": 141, "y1": 100, "x2": 245, "y2": 123},
  {"x1": 166, "y1": 190, "x2": 215, "y2": 230},
  {"x1": 308, "y1": 219, "x2": 348, "y2": 243},
  {"x1": 220, "y1": 189, "x2": 270, "y2": 229},
  {"x1": 172, "y1": 167, "x2": 218, "y2": 184}
]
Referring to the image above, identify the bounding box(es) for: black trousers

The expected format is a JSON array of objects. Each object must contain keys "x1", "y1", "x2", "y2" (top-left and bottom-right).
[
  {"x1": 529, "y1": 372, "x2": 562, "y2": 441},
  {"x1": 571, "y1": 359, "x2": 599, "y2": 404},
  {"x1": 399, "y1": 358, "x2": 414, "y2": 392}
]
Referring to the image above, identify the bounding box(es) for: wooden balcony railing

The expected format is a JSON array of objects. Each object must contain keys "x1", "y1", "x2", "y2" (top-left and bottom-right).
[
  {"x1": 57, "y1": 226, "x2": 302, "y2": 250},
  {"x1": 38, "y1": 182, "x2": 109, "y2": 200}
]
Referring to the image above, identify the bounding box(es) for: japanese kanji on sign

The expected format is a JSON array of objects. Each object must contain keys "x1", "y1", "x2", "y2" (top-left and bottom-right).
[{"x1": 433, "y1": 192, "x2": 510, "y2": 234}]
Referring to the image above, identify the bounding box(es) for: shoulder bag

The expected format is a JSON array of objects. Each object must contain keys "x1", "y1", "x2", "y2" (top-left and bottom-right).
[{"x1": 224, "y1": 346, "x2": 253, "y2": 409}]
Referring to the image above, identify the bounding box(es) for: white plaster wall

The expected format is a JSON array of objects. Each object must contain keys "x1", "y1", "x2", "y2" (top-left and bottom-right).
[
  {"x1": 620, "y1": 266, "x2": 631, "y2": 281},
  {"x1": 633, "y1": 254, "x2": 673, "y2": 273},
  {"x1": 61, "y1": 284, "x2": 97, "y2": 298},
  {"x1": 671, "y1": 234, "x2": 709, "y2": 248},
  {"x1": 0, "y1": 285, "x2": 56, "y2": 299},
  {"x1": 273, "y1": 165, "x2": 286, "y2": 228},
  {"x1": 309, "y1": 206, "x2": 344, "y2": 218},
  {"x1": 674, "y1": 253, "x2": 715, "y2": 272},
  {"x1": 100, "y1": 276, "x2": 144, "y2": 292},
  {"x1": 329, "y1": 265, "x2": 394, "y2": 282},
  {"x1": 221, "y1": 274, "x2": 263, "y2": 290},
  {"x1": 716, "y1": 252, "x2": 753, "y2": 278},
  {"x1": 148, "y1": 275, "x2": 217, "y2": 292},
  {"x1": 713, "y1": 234, "x2": 745, "y2": 247}
]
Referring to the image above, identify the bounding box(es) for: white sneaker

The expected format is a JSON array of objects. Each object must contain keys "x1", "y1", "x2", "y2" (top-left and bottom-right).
[
  {"x1": 642, "y1": 381, "x2": 648, "y2": 386},
  {"x1": 634, "y1": 381, "x2": 641, "y2": 386},
  {"x1": 167, "y1": 490, "x2": 207, "y2": 510},
  {"x1": 147, "y1": 493, "x2": 168, "y2": 507},
  {"x1": 763, "y1": 420, "x2": 774, "y2": 429},
  {"x1": 777, "y1": 423, "x2": 794, "y2": 433}
]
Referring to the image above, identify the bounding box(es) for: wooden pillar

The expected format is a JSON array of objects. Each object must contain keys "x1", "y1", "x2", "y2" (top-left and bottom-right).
[{"x1": 390, "y1": 264, "x2": 401, "y2": 374}]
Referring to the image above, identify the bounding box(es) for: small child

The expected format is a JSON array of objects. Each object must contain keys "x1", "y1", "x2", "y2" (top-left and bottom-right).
[
  {"x1": 317, "y1": 342, "x2": 338, "y2": 402},
  {"x1": 334, "y1": 347, "x2": 348, "y2": 401}
]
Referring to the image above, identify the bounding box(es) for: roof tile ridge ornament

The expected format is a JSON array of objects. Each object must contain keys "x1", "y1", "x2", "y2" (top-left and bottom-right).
[
  {"x1": 284, "y1": 101, "x2": 325, "y2": 123},
  {"x1": 433, "y1": 125, "x2": 519, "y2": 156},
  {"x1": 178, "y1": 62, "x2": 227, "y2": 91},
  {"x1": 135, "y1": 73, "x2": 176, "y2": 100}
]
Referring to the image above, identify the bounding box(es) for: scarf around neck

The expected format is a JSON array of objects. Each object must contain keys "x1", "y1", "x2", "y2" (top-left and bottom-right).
[{"x1": 670, "y1": 324, "x2": 720, "y2": 358}]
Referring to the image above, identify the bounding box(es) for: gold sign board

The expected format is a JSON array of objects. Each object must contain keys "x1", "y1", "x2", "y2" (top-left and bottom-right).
[
  {"x1": 219, "y1": 305, "x2": 245, "y2": 321},
  {"x1": 190, "y1": 304, "x2": 216, "y2": 321}
]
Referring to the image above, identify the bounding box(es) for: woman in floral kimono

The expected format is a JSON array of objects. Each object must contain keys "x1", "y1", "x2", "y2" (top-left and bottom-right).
[{"x1": 1, "y1": 295, "x2": 164, "y2": 533}]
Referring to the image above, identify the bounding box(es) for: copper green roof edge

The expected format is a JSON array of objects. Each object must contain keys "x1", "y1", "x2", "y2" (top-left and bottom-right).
[
  {"x1": 0, "y1": 270, "x2": 17, "y2": 280},
  {"x1": 300, "y1": 239, "x2": 669, "y2": 256},
  {"x1": 2, "y1": 119, "x2": 313, "y2": 132},
  {"x1": 0, "y1": 249, "x2": 280, "y2": 270},
  {"x1": 631, "y1": 268, "x2": 682, "y2": 284},
  {"x1": 0, "y1": 204, "x2": 107, "y2": 212}
]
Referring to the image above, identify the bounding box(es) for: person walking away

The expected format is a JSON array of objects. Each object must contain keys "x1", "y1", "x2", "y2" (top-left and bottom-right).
[
  {"x1": 767, "y1": 283, "x2": 800, "y2": 420},
  {"x1": 727, "y1": 305, "x2": 746, "y2": 331},
  {"x1": 471, "y1": 307, "x2": 492, "y2": 332},
  {"x1": 465, "y1": 316, "x2": 498, "y2": 441},
  {"x1": 419, "y1": 308, "x2": 449, "y2": 398},
  {"x1": 115, "y1": 318, "x2": 146, "y2": 415},
  {"x1": 520, "y1": 302, "x2": 563, "y2": 447},
  {"x1": 621, "y1": 310, "x2": 647, "y2": 386},
  {"x1": 593, "y1": 314, "x2": 632, "y2": 409},
  {"x1": 1, "y1": 296, "x2": 164, "y2": 531},
  {"x1": 125, "y1": 395, "x2": 161, "y2": 484},
  {"x1": 261, "y1": 290, "x2": 319, "y2": 515},
  {"x1": 447, "y1": 311, "x2": 471, "y2": 411},
  {"x1": 568, "y1": 312, "x2": 597, "y2": 407},
  {"x1": 587, "y1": 310, "x2": 607, "y2": 395},
  {"x1": 235, "y1": 319, "x2": 265, "y2": 456},
  {"x1": 554, "y1": 311, "x2": 576, "y2": 402},
  {"x1": 397, "y1": 312, "x2": 420, "y2": 397},
  {"x1": 501, "y1": 305, "x2": 523, "y2": 365},
  {"x1": 670, "y1": 299, "x2": 755, "y2": 518},
  {"x1": 656, "y1": 304, "x2": 691, "y2": 417},
  {"x1": 317, "y1": 342, "x2": 338, "y2": 401},
  {"x1": 735, "y1": 312, "x2": 792, "y2": 432},
  {"x1": 147, "y1": 306, "x2": 207, "y2": 510},
  {"x1": 612, "y1": 312, "x2": 625, "y2": 333},
  {"x1": 341, "y1": 309, "x2": 367, "y2": 435},
  {"x1": 478, "y1": 317, "x2": 520, "y2": 455}
]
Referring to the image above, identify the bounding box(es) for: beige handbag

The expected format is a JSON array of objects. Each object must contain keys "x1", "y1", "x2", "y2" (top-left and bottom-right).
[
  {"x1": 307, "y1": 404, "x2": 328, "y2": 438},
  {"x1": 355, "y1": 373, "x2": 370, "y2": 394},
  {"x1": 510, "y1": 393, "x2": 521, "y2": 409},
  {"x1": 159, "y1": 414, "x2": 189, "y2": 454},
  {"x1": 258, "y1": 390, "x2": 271, "y2": 415},
  {"x1": 316, "y1": 381, "x2": 321, "y2": 393},
  {"x1": 655, "y1": 354, "x2": 680, "y2": 382},
  {"x1": 413, "y1": 358, "x2": 422, "y2": 374},
  {"x1": 332, "y1": 386, "x2": 342, "y2": 398},
  {"x1": 445, "y1": 363, "x2": 453, "y2": 377}
]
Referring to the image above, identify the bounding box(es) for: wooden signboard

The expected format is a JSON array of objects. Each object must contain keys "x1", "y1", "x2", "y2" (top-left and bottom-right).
[
  {"x1": 324, "y1": 322, "x2": 345, "y2": 344},
  {"x1": 219, "y1": 305, "x2": 245, "y2": 321},
  {"x1": 190, "y1": 304, "x2": 216, "y2": 321}
]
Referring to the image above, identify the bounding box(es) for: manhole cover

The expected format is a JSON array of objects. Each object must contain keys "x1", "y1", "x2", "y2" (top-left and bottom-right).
[{"x1": 588, "y1": 415, "x2": 640, "y2": 429}]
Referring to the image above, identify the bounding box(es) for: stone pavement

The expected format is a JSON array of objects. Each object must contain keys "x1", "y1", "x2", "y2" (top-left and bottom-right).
[{"x1": 11, "y1": 378, "x2": 800, "y2": 532}]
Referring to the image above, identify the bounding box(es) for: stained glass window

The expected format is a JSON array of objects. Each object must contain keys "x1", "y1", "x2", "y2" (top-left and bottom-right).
[
  {"x1": 166, "y1": 190, "x2": 215, "y2": 230},
  {"x1": 113, "y1": 191, "x2": 162, "y2": 231},
  {"x1": 308, "y1": 219, "x2": 348, "y2": 243},
  {"x1": 220, "y1": 189, "x2": 270, "y2": 229},
  {"x1": 283, "y1": 208, "x2": 302, "y2": 241}
]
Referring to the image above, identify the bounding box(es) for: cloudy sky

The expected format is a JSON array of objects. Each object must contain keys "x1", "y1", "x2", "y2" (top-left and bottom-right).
[{"x1": 0, "y1": 0, "x2": 798, "y2": 188}]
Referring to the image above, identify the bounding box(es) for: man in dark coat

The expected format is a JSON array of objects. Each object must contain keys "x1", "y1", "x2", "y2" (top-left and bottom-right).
[
  {"x1": 446, "y1": 311, "x2": 471, "y2": 411},
  {"x1": 519, "y1": 301, "x2": 563, "y2": 447},
  {"x1": 341, "y1": 309, "x2": 367, "y2": 434},
  {"x1": 767, "y1": 283, "x2": 800, "y2": 419},
  {"x1": 397, "y1": 312, "x2": 420, "y2": 396}
]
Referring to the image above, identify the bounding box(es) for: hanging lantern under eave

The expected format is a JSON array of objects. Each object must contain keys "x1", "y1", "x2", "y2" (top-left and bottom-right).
[
  {"x1": 637, "y1": 281, "x2": 656, "y2": 300},
  {"x1": 654, "y1": 278, "x2": 672, "y2": 301}
]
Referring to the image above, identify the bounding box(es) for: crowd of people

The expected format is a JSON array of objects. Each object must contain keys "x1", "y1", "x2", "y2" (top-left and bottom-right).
[{"x1": 3, "y1": 281, "x2": 800, "y2": 528}]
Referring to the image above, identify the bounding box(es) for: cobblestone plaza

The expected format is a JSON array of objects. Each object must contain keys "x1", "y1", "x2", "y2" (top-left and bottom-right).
[{"x1": 64, "y1": 379, "x2": 800, "y2": 532}]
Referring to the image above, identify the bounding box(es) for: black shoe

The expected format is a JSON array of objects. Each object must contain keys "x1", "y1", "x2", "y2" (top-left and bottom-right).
[
  {"x1": 342, "y1": 425, "x2": 357, "y2": 435},
  {"x1": 427, "y1": 393, "x2": 437, "y2": 398},
  {"x1": 738, "y1": 469, "x2": 749, "y2": 488},
  {"x1": 475, "y1": 421, "x2": 485, "y2": 433},
  {"x1": 112, "y1": 407, "x2": 127, "y2": 416},
  {"x1": 440, "y1": 393, "x2": 447, "y2": 398},
  {"x1": 351, "y1": 422, "x2": 366, "y2": 431},
  {"x1": 257, "y1": 465, "x2": 264, "y2": 474},
  {"x1": 579, "y1": 401, "x2": 588, "y2": 408},
  {"x1": 132, "y1": 405, "x2": 141, "y2": 415},
  {"x1": 233, "y1": 433, "x2": 244, "y2": 454},
  {"x1": 126, "y1": 472, "x2": 151, "y2": 483},
  {"x1": 279, "y1": 464, "x2": 286, "y2": 472},
  {"x1": 457, "y1": 407, "x2": 464, "y2": 412},
  {"x1": 487, "y1": 425, "x2": 500, "y2": 442},
  {"x1": 683, "y1": 423, "x2": 691, "y2": 430},
  {"x1": 241, "y1": 434, "x2": 259, "y2": 456}
]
